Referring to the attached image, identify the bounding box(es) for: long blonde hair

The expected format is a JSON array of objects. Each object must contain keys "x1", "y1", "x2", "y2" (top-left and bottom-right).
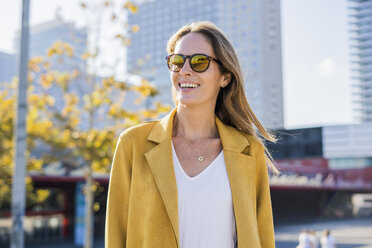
[{"x1": 167, "y1": 21, "x2": 279, "y2": 174}]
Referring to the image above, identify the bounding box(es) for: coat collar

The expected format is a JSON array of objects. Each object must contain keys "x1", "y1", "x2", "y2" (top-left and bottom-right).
[
  {"x1": 145, "y1": 108, "x2": 254, "y2": 247},
  {"x1": 147, "y1": 108, "x2": 250, "y2": 152}
]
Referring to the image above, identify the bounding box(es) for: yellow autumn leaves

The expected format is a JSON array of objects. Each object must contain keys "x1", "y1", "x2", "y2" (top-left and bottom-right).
[
  {"x1": 47, "y1": 41, "x2": 74, "y2": 58},
  {"x1": 1, "y1": 0, "x2": 171, "y2": 211},
  {"x1": 1, "y1": 38, "x2": 170, "y2": 181}
]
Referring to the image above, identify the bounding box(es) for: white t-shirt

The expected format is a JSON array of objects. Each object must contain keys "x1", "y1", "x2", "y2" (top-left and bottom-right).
[
  {"x1": 310, "y1": 234, "x2": 319, "y2": 248},
  {"x1": 172, "y1": 143, "x2": 237, "y2": 248},
  {"x1": 321, "y1": 235, "x2": 336, "y2": 248},
  {"x1": 298, "y1": 232, "x2": 312, "y2": 248}
]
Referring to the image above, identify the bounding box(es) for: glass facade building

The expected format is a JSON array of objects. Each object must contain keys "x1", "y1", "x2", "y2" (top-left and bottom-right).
[
  {"x1": 348, "y1": 0, "x2": 372, "y2": 122},
  {"x1": 323, "y1": 122, "x2": 372, "y2": 169},
  {"x1": 23, "y1": 20, "x2": 87, "y2": 72},
  {"x1": 14, "y1": 20, "x2": 89, "y2": 129},
  {"x1": 267, "y1": 127, "x2": 323, "y2": 159},
  {"x1": 127, "y1": 0, "x2": 284, "y2": 128},
  {"x1": 0, "y1": 51, "x2": 16, "y2": 83}
]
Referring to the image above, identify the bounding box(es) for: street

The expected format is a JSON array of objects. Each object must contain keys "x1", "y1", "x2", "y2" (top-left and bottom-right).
[
  {"x1": 24, "y1": 217, "x2": 372, "y2": 248},
  {"x1": 275, "y1": 217, "x2": 372, "y2": 248}
]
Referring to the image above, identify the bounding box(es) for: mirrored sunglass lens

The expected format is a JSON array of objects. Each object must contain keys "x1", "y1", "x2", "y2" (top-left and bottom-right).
[
  {"x1": 169, "y1": 55, "x2": 184, "y2": 71},
  {"x1": 190, "y1": 55, "x2": 209, "y2": 71}
]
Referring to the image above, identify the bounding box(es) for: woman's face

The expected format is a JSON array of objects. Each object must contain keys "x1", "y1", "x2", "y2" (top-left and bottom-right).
[{"x1": 171, "y1": 32, "x2": 229, "y2": 108}]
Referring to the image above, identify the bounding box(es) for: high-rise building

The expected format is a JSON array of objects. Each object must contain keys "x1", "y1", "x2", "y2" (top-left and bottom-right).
[
  {"x1": 348, "y1": 0, "x2": 372, "y2": 122},
  {"x1": 14, "y1": 19, "x2": 90, "y2": 130},
  {"x1": 0, "y1": 51, "x2": 16, "y2": 83},
  {"x1": 15, "y1": 19, "x2": 87, "y2": 72},
  {"x1": 127, "y1": 0, "x2": 284, "y2": 128}
]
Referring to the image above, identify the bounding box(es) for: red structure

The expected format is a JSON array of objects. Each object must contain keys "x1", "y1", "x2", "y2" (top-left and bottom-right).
[
  {"x1": 271, "y1": 158, "x2": 372, "y2": 192},
  {"x1": 1, "y1": 158, "x2": 370, "y2": 244}
]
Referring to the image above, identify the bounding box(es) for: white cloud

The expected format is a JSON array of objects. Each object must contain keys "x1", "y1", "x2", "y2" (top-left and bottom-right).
[{"x1": 316, "y1": 57, "x2": 336, "y2": 77}]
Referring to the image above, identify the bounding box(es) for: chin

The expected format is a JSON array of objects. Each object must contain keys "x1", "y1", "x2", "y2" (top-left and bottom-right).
[{"x1": 177, "y1": 97, "x2": 200, "y2": 107}]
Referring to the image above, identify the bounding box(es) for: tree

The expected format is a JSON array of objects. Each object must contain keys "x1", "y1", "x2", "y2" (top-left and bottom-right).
[
  {"x1": 1, "y1": 1, "x2": 170, "y2": 247},
  {"x1": 0, "y1": 80, "x2": 52, "y2": 213}
]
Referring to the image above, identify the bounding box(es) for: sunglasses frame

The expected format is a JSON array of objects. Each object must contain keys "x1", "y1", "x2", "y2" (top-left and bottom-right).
[{"x1": 166, "y1": 53, "x2": 222, "y2": 73}]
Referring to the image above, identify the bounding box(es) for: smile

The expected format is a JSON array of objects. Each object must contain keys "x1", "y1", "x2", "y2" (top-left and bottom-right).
[{"x1": 179, "y1": 82, "x2": 200, "y2": 89}]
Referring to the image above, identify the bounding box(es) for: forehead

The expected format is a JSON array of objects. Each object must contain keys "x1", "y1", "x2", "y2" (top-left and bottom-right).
[{"x1": 174, "y1": 32, "x2": 215, "y2": 56}]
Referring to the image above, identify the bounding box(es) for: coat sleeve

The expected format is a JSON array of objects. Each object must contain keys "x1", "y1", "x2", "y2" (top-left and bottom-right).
[
  {"x1": 105, "y1": 133, "x2": 132, "y2": 248},
  {"x1": 255, "y1": 146, "x2": 276, "y2": 248}
]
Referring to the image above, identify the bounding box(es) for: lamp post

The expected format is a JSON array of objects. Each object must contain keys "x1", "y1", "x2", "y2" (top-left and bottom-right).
[{"x1": 11, "y1": 0, "x2": 30, "y2": 247}]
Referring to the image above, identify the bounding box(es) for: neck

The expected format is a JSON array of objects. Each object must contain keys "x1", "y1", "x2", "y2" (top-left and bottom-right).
[{"x1": 173, "y1": 104, "x2": 218, "y2": 141}]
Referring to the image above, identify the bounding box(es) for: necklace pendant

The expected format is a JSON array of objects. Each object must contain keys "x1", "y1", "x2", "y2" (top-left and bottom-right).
[{"x1": 198, "y1": 156, "x2": 204, "y2": 162}]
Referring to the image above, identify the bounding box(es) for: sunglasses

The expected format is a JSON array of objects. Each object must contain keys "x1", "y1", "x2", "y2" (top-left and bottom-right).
[{"x1": 166, "y1": 53, "x2": 222, "y2": 73}]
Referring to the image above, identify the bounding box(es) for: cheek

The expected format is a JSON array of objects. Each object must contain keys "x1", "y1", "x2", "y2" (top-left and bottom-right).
[
  {"x1": 171, "y1": 71, "x2": 178, "y2": 80},
  {"x1": 205, "y1": 67, "x2": 224, "y2": 88},
  {"x1": 170, "y1": 73, "x2": 177, "y2": 85},
  {"x1": 208, "y1": 74, "x2": 224, "y2": 91}
]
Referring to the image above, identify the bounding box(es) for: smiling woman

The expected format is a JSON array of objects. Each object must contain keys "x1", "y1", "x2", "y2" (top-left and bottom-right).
[{"x1": 105, "y1": 21, "x2": 278, "y2": 248}]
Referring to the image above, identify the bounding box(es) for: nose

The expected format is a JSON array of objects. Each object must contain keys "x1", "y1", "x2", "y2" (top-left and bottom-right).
[{"x1": 179, "y1": 58, "x2": 193, "y2": 76}]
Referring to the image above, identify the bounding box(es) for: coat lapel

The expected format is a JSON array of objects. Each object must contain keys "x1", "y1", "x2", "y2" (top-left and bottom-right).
[
  {"x1": 216, "y1": 117, "x2": 255, "y2": 247},
  {"x1": 144, "y1": 109, "x2": 254, "y2": 247},
  {"x1": 144, "y1": 109, "x2": 179, "y2": 247}
]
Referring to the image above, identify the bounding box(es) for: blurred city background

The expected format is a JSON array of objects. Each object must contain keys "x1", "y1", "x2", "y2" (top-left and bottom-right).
[{"x1": 0, "y1": 0, "x2": 371, "y2": 247}]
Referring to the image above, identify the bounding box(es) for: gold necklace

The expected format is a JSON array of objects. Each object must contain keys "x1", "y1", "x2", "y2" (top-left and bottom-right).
[{"x1": 183, "y1": 127, "x2": 217, "y2": 162}]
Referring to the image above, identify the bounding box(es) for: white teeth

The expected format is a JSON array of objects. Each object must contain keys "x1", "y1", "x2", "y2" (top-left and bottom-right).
[{"x1": 180, "y1": 83, "x2": 199, "y2": 88}]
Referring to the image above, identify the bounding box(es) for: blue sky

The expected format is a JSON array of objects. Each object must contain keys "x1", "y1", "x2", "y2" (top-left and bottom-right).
[{"x1": 0, "y1": 0, "x2": 353, "y2": 128}]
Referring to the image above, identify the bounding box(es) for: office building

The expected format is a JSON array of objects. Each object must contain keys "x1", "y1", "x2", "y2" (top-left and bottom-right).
[
  {"x1": 23, "y1": 19, "x2": 87, "y2": 71},
  {"x1": 0, "y1": 51, "x2": 16, "y2": 83},
  {"x1": 127, "y1": 0, "x2": 284, "y2": 128},
  {"x1": 267, "y1": 127, "x2": 323, "y2": 159},
  {"x1": 348, "y1": 0, "x2": 372, "y2": 122},
  {"x1": 322, "y1": 122, "x2": 372, "y2": 169},
  {"x1": 14, "y1": 19, "x2": 88, "y2": 93}
]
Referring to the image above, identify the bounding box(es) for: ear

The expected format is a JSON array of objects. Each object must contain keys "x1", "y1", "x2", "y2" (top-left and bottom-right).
[{"x1": 221, "y1": 73, "x2": 231, "y2": 88}]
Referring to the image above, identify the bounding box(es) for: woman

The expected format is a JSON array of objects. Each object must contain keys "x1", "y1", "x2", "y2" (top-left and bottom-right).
[
  {"x1": 309, "y1": 229, "x2": 319, "y2": 248},
  {"x1": 105, "y1": 21, "x2": 277, "y2": 248},
  {"x1": 297, "y1": 229, "x2": 314, "y2": 248},
  {"x1": 320, "y1": 229, "x2": 336, "y2": 248}
]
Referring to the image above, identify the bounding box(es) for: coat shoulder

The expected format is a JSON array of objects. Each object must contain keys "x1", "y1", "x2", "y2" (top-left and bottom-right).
[{"x1": 119, "y1": 120, "x2": 158, "y2": 141}]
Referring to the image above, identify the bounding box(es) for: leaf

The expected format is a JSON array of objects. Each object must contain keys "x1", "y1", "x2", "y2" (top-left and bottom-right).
[
  {"x1": 71, "y1": 69, "x2": 80, "y2": 79},
  {"x1": 155, "y1": 101, "x2": 172, "y2": 113},
  {"x1": 128, "y1": 4, "x2": 138, "y2": 14},
  {"x1": 36, "y1": 189, "x2": 50, "y2": 203},
  {"x1": 47, "y1": 41, "x2": 74, "y2": 57},
  {"x1": 123, "y1": 1, "x2": 138, "y2": 14},
  {"x1": 131, "y1": 25, "x2": 140, "y2": 33},
  {"x1": 137, "y1": 58, "x2": 144, "y2": 66},
  {"x1": 55, "y1": 72, "x2": 70, "y2": 91},
  {"x1": 93, "y1": 202, "x2": 100, "y2": 212},
  {"x1": 81, "y1": 52, "x2": 90, "y2": 60},
  {"x1": 63, "y1": 43, "x2": 74, "y2": 57},
  {"x1": 46, "y1": 96, "x2": 55, "y2": 107},
  {"x1": 29, "y1": 56, "x2": 43, "y2": 72},
  {"x1": 39, "y1": 73, "x2": 55, "y2": 89},
  {"x1": 132, "y1": 79, "x2": 159, "y2": 97},
  {"x1": 115, "y1": 34, "x2": 131, "y2": 46},
  {"x1": 42, "y1": 61, "x2": 51, "y2": 70},
  {"x1": 102, "y1": 76, "x2": 115, "y2": 88}
]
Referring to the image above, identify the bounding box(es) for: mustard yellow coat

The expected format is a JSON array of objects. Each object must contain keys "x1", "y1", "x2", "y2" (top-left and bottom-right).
[{"x1": 105, "y1": 109, "x2": 275, "y2": 248}]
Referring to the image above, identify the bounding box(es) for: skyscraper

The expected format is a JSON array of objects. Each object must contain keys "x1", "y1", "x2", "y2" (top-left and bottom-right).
[
  {"x1": 14, "y1": 19, "x2": 90, "y2": 130},
  {"x1": 0, "y1": 51, "x2": 16, "y2": 83},
  {"x1": 16, "y1": 19, "x2": 87, "y2": 72},
  {"x1": 127, "y1": 0, "x2": 284, "y2": 128},
  {"x1": 348, "y1": 0, "x2": 372, "y2": 122}
]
